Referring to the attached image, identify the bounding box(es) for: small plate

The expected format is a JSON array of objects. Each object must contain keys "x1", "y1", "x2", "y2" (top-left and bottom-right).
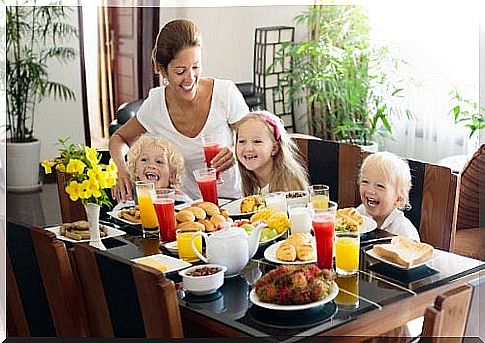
[
  {"x1": 45, "y1": 225, "x2": 125, "y2": 243},
  {"x1": 264, "y1": 239, "x2": 317, "y2": 264},
  {"x1": 107, "y1": 201, "x2": 141, "y2": 226},
  {"x1": 365, "y1": 248, "x2": 436, "y2": 270},
  {"x1": 219, "y1": 198, "x2": 255, "y2": 219},
  {"x1": 164, "y1": 241, "x2": 178, "y2": 254},
  {"x1": 131, "y1": 253, "x2": 191, "y2": 274},
  {"x1": 249, "y1": 281, "x2": 339, "y2": 311}
]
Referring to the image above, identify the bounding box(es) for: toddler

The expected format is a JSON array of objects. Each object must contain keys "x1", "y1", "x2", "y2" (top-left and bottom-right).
[
  {"x1": 357, "y1": 151, "x2": 420, "y2": 241},
  {"x1": 127, "y1": 133, "x2": 191, "y2": 203},
  {"x1": 235, "y1": 111, "x2": 309, "y2": 196}
]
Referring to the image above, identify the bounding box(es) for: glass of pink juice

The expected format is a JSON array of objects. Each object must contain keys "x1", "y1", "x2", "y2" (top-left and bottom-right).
[
  {"x1": 312, "y1": 212, "x2": 336, "y2": 270},
  {"x1": 193, "y1": 167, "x2": 219, "y2": 206},
  {"x1": 201, "y1": 134, "x2": 223, "y2": 183},
  {"x1": 153, "y1": 188, "x2": 176, "y2": 242}
]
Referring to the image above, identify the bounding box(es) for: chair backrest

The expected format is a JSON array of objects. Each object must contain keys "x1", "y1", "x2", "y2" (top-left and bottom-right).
[
  {"x1": 30, "y1": 226, "x2": 89, "y2": 336},
  {"x1": 422, "y1": 284, "x2": 473, "y2": 340},
  {"x1": 456, "y1": 144, "x2": 484, "y2": 230},
  {"x1": 7, "y1": 221, "x2": 57, "y2": 337},
  {"x1": 289, "y1": 134, "x2": 363, "y2": 208},
  {"x1": 71, "y1": 244, "x2": 184, "y2": 338}
]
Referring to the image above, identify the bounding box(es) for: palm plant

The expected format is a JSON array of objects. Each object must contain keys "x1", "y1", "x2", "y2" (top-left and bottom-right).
[{"x1": 6, "y1": 5, "x2": 78, "y2": 142}]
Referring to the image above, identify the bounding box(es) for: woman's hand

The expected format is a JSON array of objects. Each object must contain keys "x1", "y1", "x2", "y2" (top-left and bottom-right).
[
  {"x1": 211, "y1": 146, "x2": 235, "y2": 173},
  {"x1": 111, "y1": 165, "x2": 133, "y2": 203}
]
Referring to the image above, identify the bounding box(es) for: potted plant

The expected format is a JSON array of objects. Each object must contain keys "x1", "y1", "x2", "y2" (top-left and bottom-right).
[
  {"x1": 5, "y1": 5, "x2": 77, "y2": 191},
  {"x1": 277, "y1": 4, "x2": 410, "y2": 151},
  {"x1": 449, "y1": 89, "x2": 484, "y2": 139}
]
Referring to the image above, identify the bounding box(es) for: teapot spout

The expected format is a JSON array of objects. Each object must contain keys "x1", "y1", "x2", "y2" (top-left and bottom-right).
[{"x1": 248, "y1": 221, "x2": 266, "y2": 259}]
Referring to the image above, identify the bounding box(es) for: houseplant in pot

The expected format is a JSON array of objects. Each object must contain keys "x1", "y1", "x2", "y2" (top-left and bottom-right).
[
  {"x1": 278, "y1": 4, "x2": 410, "y2": 151},
  {"x1": 5, "y1": 5, "x2": 77, "y2": 191}
]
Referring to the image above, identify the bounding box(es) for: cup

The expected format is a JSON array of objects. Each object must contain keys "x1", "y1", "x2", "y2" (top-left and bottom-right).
[
  {"x1": 312, "y1": 205, "x2": 337, "y2": 270},
  {"x1": 135, "y1": 181, "x2": 159, "y2": 238},
  {"x1": 287, "y1": 203, "x2": 312, "y2": 234},
  {"x1": 335, "y1": 274, "x2": 360, "y2": 309},
  {"x1": 176, "y1": 229, "x2": 202, "y2": 262},
  {"x1": 153, "y1": 188, "x2": 176, "y2": 243},
  {"x1": 335, "y1": 231, "x2": 360, "y2": 276},
  {"x1": 264, "y1": 192, "x2": 287, "y2": 213},
  {"x1": 201, "y1": 133, "x2": 223, "y2": 183},
  {"x1": 193, "y1": 167, "x2": 219, "y2": 206},
  {"x1": 308, "y1": 184, "x2": 330, "y2": 210}
]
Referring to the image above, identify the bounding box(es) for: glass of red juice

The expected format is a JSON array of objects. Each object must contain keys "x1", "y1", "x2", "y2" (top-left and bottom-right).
[
  {"x1": 153, "y1": 188, "x2": 176, "y2": 242},
  {"x1": 312, "y1": 207, "x2": 337, "y2": 270},
  {"x1": 201, "y1": 134, "x2": 223, "y2": 183},
  {"x1": 193, "y1": 167, "x2": 219, "y2": 206}
]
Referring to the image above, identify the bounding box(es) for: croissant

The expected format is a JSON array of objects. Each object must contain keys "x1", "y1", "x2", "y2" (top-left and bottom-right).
[
  {"x1": 276, "y1": 243, "x2": 297, "y2": 262},
  {"x1": 296, "y1": 244, "x2": 315, "y2": 261}
]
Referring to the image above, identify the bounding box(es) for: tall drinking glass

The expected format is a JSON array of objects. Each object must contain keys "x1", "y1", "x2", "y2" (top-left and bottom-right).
[
  {"x1": 335, "y1": 231, "x2": 360, "y2": 276},
  {"x1": 308, "y1": 184, "x2": 330, "y2": 210},
  {"x1": 287, "y1": 203, "x2": 312, "y2": 234},
  {"x1": 154, "y1": 188, "x2": 176, "y2": 242},
  {"x1": 312, "y1": 202, "x2": 337, "y2": 270},
  {"x1": 135, "y1": 181, "x2": 159, "y2": 238},
  {"x1": 201, "y1": 134, "x2": 223, "y2": 184},
  {"x1": 193, "y1": 167, "x2": 219, "y2": 206}
]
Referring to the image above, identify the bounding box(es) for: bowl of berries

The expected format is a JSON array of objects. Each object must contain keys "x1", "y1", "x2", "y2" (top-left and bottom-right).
[{"x1": 179, "y1": 264, "x2": 227, "y2": 296}]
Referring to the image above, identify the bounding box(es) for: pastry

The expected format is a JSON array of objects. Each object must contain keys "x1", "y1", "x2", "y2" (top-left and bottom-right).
[
  {"x1": 197, "y1": 218, "x2": 215, "y2": 232},
  {"x1": 197, "y1": 202, "x2": 220, "y2": 216},
  {"x1": 210, "y1": 214, "x2": 226, "y2": 229},
  {"x1": 372, "y1": 236, "x2": 434, "y2": 268},
  {"x1": 185, "y1": 206, "x2": 206, "y2": 220},
  {"x1": 285, "y1": 232, "x2": 312, "y2": 247},
  {"x1": 276, "y1": 242, "x2": 297, "y2": 262},
  {"x1": 296, "y1": 244, "x2": 315, "y2": 261},
  {"x1": 176, "y1": 210, "x2": 196, "y2": 223},
  {"x1": 176, "y1": 221, "x2": 205, "y2": 232}
]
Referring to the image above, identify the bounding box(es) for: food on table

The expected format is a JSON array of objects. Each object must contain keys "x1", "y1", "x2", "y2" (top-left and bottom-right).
[
  {"x1": 240, "y1": 195, "x2": 266, "y2": 213},
  {"x1": 197, "y1": 201, "x2": 220, "y2": 217},
  {"x1": 285, "y1": 191, "x2": 308, "y2": 199},
  {"x1": 133, "y1": 257, "x2": 168, "y2": 272},
  {"x1": 233, "y1": 220, "x2": 278, "y2": 242},
  {"x1": 250, "y1": 208, "x2": 273, "y2": 223},
  {"x1": 275, "y1": 232, "x2": 315, "y2": 262},
  {"x1": 176, "y1": 220, "x2": 205, "y2": 232},
  {"x1": 210, "y1": 214, "x2": 226, "y2": 228},
  {"x1": 197, "y1": 218, "x2": 215, "y2": 232},
  {"x1": 186, "y1": 266, "x2": 222, "y2": 277},
  {"x1": 254, "y1": 265, "x2": 335, "y2": 305},
  {"x1": 184, "y1": 206, "x2": 207, "y2": 220},
  {"x1": 335, "y1": 207, "x2": 364, "y2": 232},
  {"x1": 117, "y1": 205, "x2": 141, "y2": 224},
  {"x1": 174, "y1": 202, "x2": 227, "y2": 233},
  {"x1": 60, "y1": 220, "x2": 108, "y2": 240},
  {"x1": 371, "y1": 236, "x2": 434, "y2": 268},
  {"x1": 266, "y1": 211, "x2": 291, "y2": 234},
  {"x1": 176, "y1": 210, "x2": 196, "y2": 223},
  {"x1": 220, "y1": 208, "x2": 229, "y2": 220}
]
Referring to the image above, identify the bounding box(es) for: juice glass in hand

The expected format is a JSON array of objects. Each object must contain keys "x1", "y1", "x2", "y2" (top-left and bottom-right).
[
  {"x1": 135, "y1": 181, "x2": 159, "y2": 239},
  {"x1": 193, "y1": 167, "x2": 219, "y2": 206},
  {"x1": 201, "y1": 133, "x2": 223, "y2": 183},
  {"x1": 312, "y1": 205, "x2": 337, "y2": 270},
  {"x1": 154, "y1": 188, "x2": 176, "y2": 243}
]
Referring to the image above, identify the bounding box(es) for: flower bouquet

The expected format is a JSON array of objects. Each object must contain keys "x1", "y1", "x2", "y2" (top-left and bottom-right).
[{"x1": 42, "y1": 137, "x2": 118, "y2": 249}]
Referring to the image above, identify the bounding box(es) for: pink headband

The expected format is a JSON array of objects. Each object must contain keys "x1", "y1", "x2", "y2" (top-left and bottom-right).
[{"x1": 251, "y1": 111, "x2": 282, "y2": 141}]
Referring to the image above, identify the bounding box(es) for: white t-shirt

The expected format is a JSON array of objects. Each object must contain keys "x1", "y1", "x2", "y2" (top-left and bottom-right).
[
  {"x1": 137, "y1": 78, "x2": 249, "y2": 200},
  {"x1": 356, "y1": 204, "x2": 421, "y2": 242}
]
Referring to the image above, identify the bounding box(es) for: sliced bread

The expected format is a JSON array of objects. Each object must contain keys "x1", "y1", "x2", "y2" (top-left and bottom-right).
[{"x1": 371, "y1": 236, "x2": 434, "y2": 268}]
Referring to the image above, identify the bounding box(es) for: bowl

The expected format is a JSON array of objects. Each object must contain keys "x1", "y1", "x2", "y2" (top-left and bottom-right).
[
  {"x1": 285, "y1": 190, "x2": 309, "y2": 207},
  {"x1": 179, "y1": 264, "x2": 227, "y2": 296}
]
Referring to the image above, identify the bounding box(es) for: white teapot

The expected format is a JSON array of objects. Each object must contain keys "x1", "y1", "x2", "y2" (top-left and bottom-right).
[{"x1": 190, "y1": 222, "x2": 266, "y2": 277}]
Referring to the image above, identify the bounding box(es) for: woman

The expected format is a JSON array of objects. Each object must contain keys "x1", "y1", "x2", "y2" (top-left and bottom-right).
[{"x1": 109, "y1": 19, "x2": 249, "y2": 202}]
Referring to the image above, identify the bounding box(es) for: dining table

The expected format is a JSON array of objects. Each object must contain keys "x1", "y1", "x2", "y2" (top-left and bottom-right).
[{"x1": 56, "y1": 208, "x2": 484, "y2": 341}]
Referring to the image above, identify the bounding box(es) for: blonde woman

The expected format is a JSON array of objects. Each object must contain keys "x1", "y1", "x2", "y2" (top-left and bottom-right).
[
  {"x1": 235, "y1": 111, "x2": 309, "y2": 196},
  {"x1": 357, "y1": 151, "x2": 420, "y2": 241}
]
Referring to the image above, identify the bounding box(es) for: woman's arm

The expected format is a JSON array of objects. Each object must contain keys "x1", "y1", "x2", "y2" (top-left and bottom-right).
[{"x1": 109, "y1": 117, "x2": 146, "y2": 202}]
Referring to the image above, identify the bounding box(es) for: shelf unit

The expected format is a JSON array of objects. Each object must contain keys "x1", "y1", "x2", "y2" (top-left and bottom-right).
[{"x1": 253, "y1": 26, "x2": 295, "y2": 131}]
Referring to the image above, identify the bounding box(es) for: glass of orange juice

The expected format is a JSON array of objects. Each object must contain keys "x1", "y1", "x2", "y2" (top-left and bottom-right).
[
  {"x1": 135, "y1": 181, "x2": 160, "y2": 239},
  {"x1": 176, "y1": 229, "x2": 202, "y2": 262},
  {"x1": 335, "y1": 231, "x2": 360, "y2": 276},
  {"x1": 308, "y1": 184, "x2": 329, "y2": 210}
]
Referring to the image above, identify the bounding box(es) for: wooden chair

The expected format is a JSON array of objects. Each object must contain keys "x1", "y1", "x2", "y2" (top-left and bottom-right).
[
  {"x1": 6, "y1": 222, "x2": 89, "y2": 337},
  {"x1": 289, "y1": 133, "x2": 363, "y2": 208},
  {"x1": 422, "y1": 284, "x2": 473, "y2": 341},
  {"x1": 71, "y1": 244, "x2": 184, "y2": 338}
]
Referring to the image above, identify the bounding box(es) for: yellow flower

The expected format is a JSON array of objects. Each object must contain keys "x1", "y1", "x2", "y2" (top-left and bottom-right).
[
  {"x1": 56, "y1": 163, "x2": 66, "y2": 172},
  {"x1": 85, "y1": 146, "x2": 99, "y2": 166},
  {"x1": 107, "y1": 159, "x2": 118, "y2": 176},
  {"x1": 87, "y1": 165, "x2": 103, "y2": 181},
  {"x1": 85, "y1": 177, "x2": 102, "y2": 198},
  {"x1": 66, "y1": 159, "x2": 86, "y2": 174},
  {"x1": 65, "y1": 180, "x2": 82, "y2": 201},
  {"x1": 79, "y1": 180, "x2": 92, "y2": 199},
  {"x1": 41, "y1": 160, "x2": 56, "y2": 174}
]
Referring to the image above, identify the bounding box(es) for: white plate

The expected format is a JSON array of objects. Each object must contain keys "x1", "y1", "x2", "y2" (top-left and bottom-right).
[
  {"x1": 249, "y1": 281, "x2": 339, "y2": 311},
  {"x1": 359, "y1": 216, "x2": 377, "y2": 234},
  {"x1": 164, "y1": 241, "x2": 178, "y2": 254},
  {"x1": 107, "y1": 201, "x2": 141, "y2": 226},
  {"x1": 131, "y1": 253, "x2": 191, "y2": 274},
  {"x1": 365, "y1": 248, "x2": 436, "y2": 270},
  {"x1": 45, "y1": 224, "x2": 125, "y2": 243},
  {"x1": 264, "y1": 239, "x2": 317, "y2": 264},
  {"x1": 220, "y1": 198, "x2": 257, "y2": 218}
]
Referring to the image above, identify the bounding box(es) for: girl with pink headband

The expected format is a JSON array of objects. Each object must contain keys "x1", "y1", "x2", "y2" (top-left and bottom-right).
[{"x1": 235, "y1": 110, "x2": 309, "y2": 196}]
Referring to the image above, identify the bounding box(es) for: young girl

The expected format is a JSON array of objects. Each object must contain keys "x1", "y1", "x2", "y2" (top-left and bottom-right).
[
  {"x1": 126, "y1": 133, "x2": 191, "y2": 203},
  {"x1": 235, "y1": 111, "x2": 309, "y2": 196},
  {"x1": 357, "y1": 151, "x2": 420, "y2": 241}
]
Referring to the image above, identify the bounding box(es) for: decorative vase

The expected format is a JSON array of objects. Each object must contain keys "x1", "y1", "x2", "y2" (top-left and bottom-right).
[
  {"x1": 83, "y1": 203, "x2": 106, "y2": 250},
  {"x1": 5, "y1": 140, "x2": 43, "y2": 192}
]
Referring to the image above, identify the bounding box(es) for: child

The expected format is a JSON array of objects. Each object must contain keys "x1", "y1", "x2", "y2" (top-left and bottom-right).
[
  {"x1": 357, "y1": 151, "x2": 420, "y2": 241},
  {"x1": 235, "y1": 110, "x2": 309, "y2": 196},
  {"x1": 126, "y1": 133, "x2": 191, "y2": 203}
]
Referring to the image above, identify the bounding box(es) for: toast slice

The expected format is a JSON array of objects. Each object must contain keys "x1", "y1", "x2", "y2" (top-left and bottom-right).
[{"x1": 371, "y1": 236, "x2": 434, "y2": 268}]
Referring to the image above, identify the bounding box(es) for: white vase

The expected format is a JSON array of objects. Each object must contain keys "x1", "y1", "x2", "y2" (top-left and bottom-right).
[
  {"x1": 84, "y1": 203, "x2": 106, "y2": 250},
  {"x1": 5, "y1": 140, "x2": 43, "y2": 192}
]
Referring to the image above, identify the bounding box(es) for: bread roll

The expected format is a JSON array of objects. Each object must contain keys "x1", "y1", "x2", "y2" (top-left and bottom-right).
[
  {"x1": 276, "y1": 243, "x2": 297, "y2": 262},
  {"x1": 197, "y1": 202, "x2": 220, "y2": 216},
  {"x1": 372, "y1": 236, "x2": 434, "y2": 268},
  {"x1": 176, "y1": 210, "x2": 196, "y2": 223},
  {"x1": 197, "y1": 218, "x2": 215, "y2": 232},
  {"x1": 185, "y1": 206, "x2": 206, "y2": 220},
  {"x1": 285, "y1": 232, "x2": 312, "y2": 247},
  {"x1": 176, "y1": 221, "x2": 205, "y2": 232},
  {"x1": 220, "y1": 208, "x2": 229, "y2": 220},
  {"x1": 296, "y1": 244, "x2": 315, "y2": 261},
  {"x1": 210, "y1": 214, "x2": 226, "y2": 229}
]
